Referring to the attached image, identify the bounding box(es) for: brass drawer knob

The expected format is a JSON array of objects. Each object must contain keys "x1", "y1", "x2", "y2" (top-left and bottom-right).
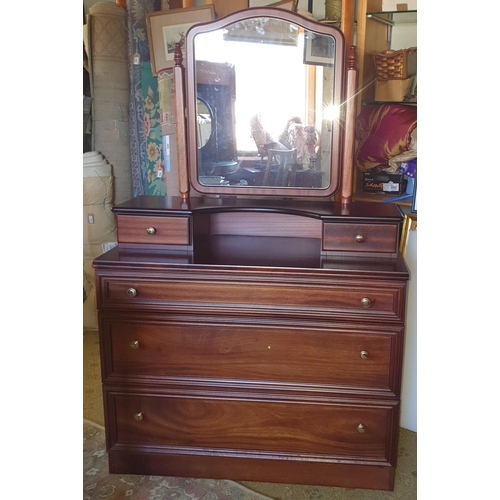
[
  {"x1": 130, "y1": 340, "x2": 139, "y2": 349},
  {"x1": 146, "y1": 227, "x2": 156, "y2": 235},
  {"x1": 134, "y1": 412, "x2": 144, "y2": 421},
  {"x1": 357, "y1": 423, "x2": 366, "y2": 433},
  {"x1": 355, "y1": 234, "x2": 365, "y2": 243},
  {"x1": 127, "y1": 288, "x2": 137, "y2": 297},
  {"x1": 360, "y1": 350, "x2": 369, "y2": 360},
  {"x1": 360, "y1": 297, "x2": 371, "y2": 308}
]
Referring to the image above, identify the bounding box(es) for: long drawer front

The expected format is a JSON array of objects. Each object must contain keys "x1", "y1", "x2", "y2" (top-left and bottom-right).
[
  {"x1": 100, "y1": 315, "x2": 403, "y2": 396},
  {"x1": 105, "y1": 390, "x2": 399, "y2": 464},
  {"x1": 98, "y1": 276, "x2": 406, "y2": 322}
]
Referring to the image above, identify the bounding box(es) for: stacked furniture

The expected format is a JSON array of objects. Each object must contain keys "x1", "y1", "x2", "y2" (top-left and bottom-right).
[
  {"x1": 87, "y1": 1, "x2": 132, "y2": 205},
  {"x1": 83, "y1": 152, "x2": 116, "y2": 330}
]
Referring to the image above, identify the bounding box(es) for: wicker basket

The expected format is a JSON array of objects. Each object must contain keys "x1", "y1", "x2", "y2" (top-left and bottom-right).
[{"x1": 373, "y1": 48, "x2": 417, "y2": 80}]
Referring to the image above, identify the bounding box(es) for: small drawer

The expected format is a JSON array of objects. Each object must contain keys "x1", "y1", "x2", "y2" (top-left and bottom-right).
[
  {"x1": 323, "y1": 223, "x2": 398, "y2": 254},
  {"x1": 107, "y1": 391, "x2": 398, "y2": 462},
  {"x1": 116, "y1": 215, "x2": 190, "y2": 245},
  {"x1": 99, "y1": 315, "x2": 403, "y2": 395}
]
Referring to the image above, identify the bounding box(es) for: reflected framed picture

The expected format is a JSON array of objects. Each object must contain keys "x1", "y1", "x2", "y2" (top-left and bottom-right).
[
  {"x1": 303, "y1": 31, "x2": 335, "y2": 66},
  {"x1": 146, "y1": 5, "x2": 215, "y2": 76}
]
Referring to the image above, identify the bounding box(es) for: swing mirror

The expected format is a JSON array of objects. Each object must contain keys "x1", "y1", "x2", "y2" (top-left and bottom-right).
[{"x1": 185, "y1": 8, "x2": 345, "y2": 197}]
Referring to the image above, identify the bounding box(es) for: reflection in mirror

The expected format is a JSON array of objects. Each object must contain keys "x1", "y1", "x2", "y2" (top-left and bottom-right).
[
  {"x1": 196, "y1": 98, "x2": 212, "y2": 149},
  {"x1": 195, "y1": 60, "x2": 238, "y2": 180},
  {"x1": 186, "y1": 11, "x2": 344, "y2": 196}
]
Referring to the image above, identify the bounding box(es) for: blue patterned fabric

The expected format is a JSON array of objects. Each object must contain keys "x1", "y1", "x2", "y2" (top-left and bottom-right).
[
  {"x1": 141, "y1": 60, "x2": 167, "y2": 195},
  {"x1": 126, "y1": 0, "x2": 163, "y2": 196}
]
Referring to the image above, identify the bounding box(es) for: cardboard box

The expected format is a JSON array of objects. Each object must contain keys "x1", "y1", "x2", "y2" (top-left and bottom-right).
[
  {"x1": 362, "y1": 171, "x2": 407, "y2": 195},
  {"x1": 375, "y1": 77, "x2": 413, "y2": 102},
  {"x1": 382, "y1": 0, "x2": 417, "y2": 10}
]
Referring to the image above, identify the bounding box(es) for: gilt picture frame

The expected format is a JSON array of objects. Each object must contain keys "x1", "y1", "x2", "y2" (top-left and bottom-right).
[
  {"x1": 399, "y1": 213, "x2": 417, "y2": 258},
  {"x1": 146, "y1": 5, "x2": 215, "y2": 76},
  {"x1": 411, "y1": 174, "x2": 417, "y2": 213}
]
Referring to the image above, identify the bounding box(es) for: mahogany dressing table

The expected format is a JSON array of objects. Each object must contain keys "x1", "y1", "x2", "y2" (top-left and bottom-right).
[{"x1": 93, "y1": 8, "x2": 409, "y2": 491}]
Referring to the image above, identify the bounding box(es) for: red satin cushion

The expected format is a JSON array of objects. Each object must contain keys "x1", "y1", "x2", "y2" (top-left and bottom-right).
[{"x1": 355, "y1": 104, "x2": 417, "y2": 172}]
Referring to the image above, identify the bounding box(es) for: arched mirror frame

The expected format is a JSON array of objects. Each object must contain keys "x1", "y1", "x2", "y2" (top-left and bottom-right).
[{"x1": 183, "y1": 8, "x2": 347, "y2": 199}]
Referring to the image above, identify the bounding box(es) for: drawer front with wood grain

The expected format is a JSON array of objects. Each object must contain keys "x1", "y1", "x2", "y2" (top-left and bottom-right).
[
  {"x1": 107, "y1": 391, "x2": 398, "y2": 462},
  {"x1": 116, "y1": 215, "x2": 191, "y2": 245},
  {"x1": 323, "y1": 223, "x2": 398, "y2": 254},
  {"x1": 100, "y1": 316, "x2": 403, "y2": 395},
  {"x1": 98, "y1": 277, "x2": 405, "y2": 322}
]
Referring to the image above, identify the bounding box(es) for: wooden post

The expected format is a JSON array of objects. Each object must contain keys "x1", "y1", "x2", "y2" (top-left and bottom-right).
[
  {"x1": 341, "y1": 45, "x2": 357, "y2": 205},
  {"x1": 173, "y1": 42, "x2": 189, "y2": 200},
  {"x1": 341, "y1": 0, "x2": 356, "y2": 47}
]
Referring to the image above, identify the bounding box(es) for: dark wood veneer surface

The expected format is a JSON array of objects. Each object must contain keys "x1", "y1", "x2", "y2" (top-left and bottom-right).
[
  {"x1": 112, "y1": 195, "x2": 405, "y2": 223},
  {"x1": 94, "y1": 195, "x2": 409, "y2": 491},
  {"x1": 100, "y1": 314, "x2": 403, "y2": 396},
  {"x1": 94, "y1": 244, "x2": 409, "y2": 279}
]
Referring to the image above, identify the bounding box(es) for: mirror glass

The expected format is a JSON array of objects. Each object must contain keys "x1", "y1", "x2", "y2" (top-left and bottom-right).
[
  {"x1": 196, "y1": 98, "x2": 212, "y2": 149},
  {"x1": 186, "y1": 10, "x2": 345, "y2": 197}
]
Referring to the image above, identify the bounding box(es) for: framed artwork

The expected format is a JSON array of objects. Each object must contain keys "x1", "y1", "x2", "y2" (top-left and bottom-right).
[
  {"x1": 146, "y1": 5, "x2": 215, "y2": 76},
  {"x1": 303, "y1": 30, "x2": 335, "y2": 66},
  {"x1": 249, "y1": 0, "x2": 298, "y2": 8},
  {"x1": 267, "y1": 0, "x2": 299, "y2": 10}
]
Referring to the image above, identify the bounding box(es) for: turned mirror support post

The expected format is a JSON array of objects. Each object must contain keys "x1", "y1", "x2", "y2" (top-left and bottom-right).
[
  {"x1": 174, "y1": 42, "x2": 190, "y2": 200},
  {"x1": 341, "y1": 45, "x2": 357, "y2": 205}
]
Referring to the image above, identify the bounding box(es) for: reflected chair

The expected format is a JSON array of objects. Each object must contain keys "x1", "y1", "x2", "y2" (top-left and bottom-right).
[{"x1": 262, "y1": 148, "x2": 297, "y2": 186}]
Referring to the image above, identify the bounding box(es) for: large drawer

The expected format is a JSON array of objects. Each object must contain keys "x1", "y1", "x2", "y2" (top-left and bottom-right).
[
  {"x1": 323, "y1": 223, "x2": 398, "y2": 255},
  {"x1": 106, "y1": 390, "x2": 399, "y2": 463},
  {"x1": 100, "y1": 316, "x2": 403, "y2": 397},
  {"x1": 116, "y1": 215, "x2": 191, "y2": 245},
  {"x1": 97, "y1": 277, "x2": 406, "y2": 322}
]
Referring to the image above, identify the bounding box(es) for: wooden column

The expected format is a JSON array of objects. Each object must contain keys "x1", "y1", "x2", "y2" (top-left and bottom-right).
[
  {"x1": 341, "y1": 0, "x2": 355, "y2": 46},
  {"x1": 341, "y1": 46, "x2": 357, "y2": 205},
  {"x1": 173, "y1": 43, "x2": 189, "y2": 200},
  {"x1": 355, "y1": 0, "x2": 388, "y2": 107}
]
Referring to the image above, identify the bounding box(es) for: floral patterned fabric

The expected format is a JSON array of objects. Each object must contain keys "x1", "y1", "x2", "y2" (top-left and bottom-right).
[
  {"x1": 141, "y1": 61, "x2": 166, "y2": 195},
  {"x1": 126, "y1": 0, "x2": 165, "y2": 196}
]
